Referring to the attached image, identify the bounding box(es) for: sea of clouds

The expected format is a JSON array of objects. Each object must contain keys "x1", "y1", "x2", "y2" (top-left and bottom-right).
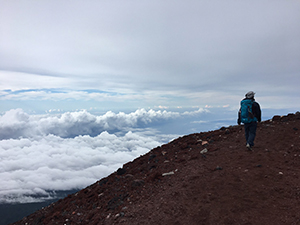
[
  {"x1": 0, "y1": 108, "x2": 216, "y2": 203},
  {"x1": 0, "y1": 108, "x2": 182, "y2": 139}
]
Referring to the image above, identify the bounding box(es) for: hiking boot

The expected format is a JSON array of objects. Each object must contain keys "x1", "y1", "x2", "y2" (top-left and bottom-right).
[{"x1": 246, "y1": 143, "x2": 252, "y2": 151}]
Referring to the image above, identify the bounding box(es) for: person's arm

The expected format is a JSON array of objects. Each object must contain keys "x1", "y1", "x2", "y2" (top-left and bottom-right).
[
  {"x1": 237, "y1": 108, "x2": 241, "y2": 125},
  {"x1": 253, "y1": 102, "x2": 261, "y2": 122}
]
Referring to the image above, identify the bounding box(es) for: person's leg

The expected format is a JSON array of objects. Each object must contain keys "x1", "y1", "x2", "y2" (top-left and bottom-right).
[
  {"x1": 244, "y1": 123, "x2": 250, "y2": 144},
  {"x1": 247, "y1": 122, "x2": 257, "y2": 147}
]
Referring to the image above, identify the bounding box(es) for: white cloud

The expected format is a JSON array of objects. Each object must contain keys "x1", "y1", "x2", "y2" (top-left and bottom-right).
[
  {"x1": 0, "y1": 108, "x2": 182, "y2": 139},
  {"x1": 182, "y1": 108, "x2": 209, "y2": 116},
  {"x1": 0, "y1": 131, "x2": 170, "y2": 203},
  {"x1": 0, "y1": 107, "x2": 211, "y2": 203}
]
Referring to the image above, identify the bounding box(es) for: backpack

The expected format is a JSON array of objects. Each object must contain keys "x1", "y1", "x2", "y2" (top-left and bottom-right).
[{"x1": 240, "y1": 99, "x2": 257, "y2": 124}]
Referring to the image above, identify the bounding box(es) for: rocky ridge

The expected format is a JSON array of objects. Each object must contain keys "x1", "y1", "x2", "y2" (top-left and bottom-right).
[{"x1": 12, "y1": 112, "x2": 300, "y2": 225}]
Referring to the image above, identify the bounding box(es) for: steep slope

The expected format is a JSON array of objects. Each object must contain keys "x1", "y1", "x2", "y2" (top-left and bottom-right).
[{"x1": 12, "y1": 112, "x2": 300, "y2": 225}]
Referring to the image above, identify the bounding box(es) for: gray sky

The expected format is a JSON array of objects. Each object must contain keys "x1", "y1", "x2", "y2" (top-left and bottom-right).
[{"x1": 1, "y1": 0, "x2": 300, "y2": 111}]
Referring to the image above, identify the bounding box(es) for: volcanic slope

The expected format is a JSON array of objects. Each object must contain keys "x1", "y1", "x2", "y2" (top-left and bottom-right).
[{"x1": 12, "y1": 112, "x2": 300, "y2": 225}]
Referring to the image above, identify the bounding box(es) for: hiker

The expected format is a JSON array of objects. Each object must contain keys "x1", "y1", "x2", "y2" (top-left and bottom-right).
[{"x1": 237, "y1": 91, "x2": 261, "y2": 150}]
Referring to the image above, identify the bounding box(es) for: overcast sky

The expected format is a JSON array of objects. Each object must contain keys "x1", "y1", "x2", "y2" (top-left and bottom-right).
[
  {"x1": 1, "y1": 0, "x2": 300, "y2": 204},
  {"x1": 1, "y1": 0, "x2": 300, "y2": 112}
]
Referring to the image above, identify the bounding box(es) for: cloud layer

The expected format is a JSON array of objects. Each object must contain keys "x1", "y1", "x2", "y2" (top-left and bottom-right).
[
  {"x1": 0, "y1": 108, "x2": 212, "y2": 203},
  {"x1": 0, "y1": 108, "x2": 181, "y2": 139},
  {"x1": 0, "y1": 131, "x2": 165, "y2": 203}
]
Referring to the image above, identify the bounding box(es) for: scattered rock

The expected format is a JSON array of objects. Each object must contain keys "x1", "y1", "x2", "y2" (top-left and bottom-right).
[
  {"x1": 272, "y1": 115, "x2": 281, "y2": 121},
  {"x1": 162, "y1": 171, "x2": 175, "y2": 176},
  {"x1": 200, "y1": 148, "x2": 208, "y2": 154},
  {"x1": 117, "y1": 168, "x2": 126, "y2": 175},
  {"x1": 215, "y1": 166, "x2": 223, "y2": 171},
  {"x1": 115, "y1": 212, "x2": 125, "y2": 218},
  {"x1": 202, "y1": 141, "x2": 209, "y2": 146},
  {"x1": 125, "y1": 174, "x2": 134, "y2": 179}
]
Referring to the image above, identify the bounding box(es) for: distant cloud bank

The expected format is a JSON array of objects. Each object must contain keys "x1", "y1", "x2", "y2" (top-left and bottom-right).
[
  {"x1": 0, "y1": 108, "x2": 209, "y2": 203},
  {"x1": 0, "y1": 108, "x2": 181, "y2": 139}
]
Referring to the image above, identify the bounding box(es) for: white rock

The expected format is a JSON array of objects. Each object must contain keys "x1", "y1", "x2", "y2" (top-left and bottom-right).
[
  {"x1": 162, "y1": 171, "x2": 175, "y2": 176},
  {"x1": 200, "y1": 148, "x2": 208, "y2": 154}
]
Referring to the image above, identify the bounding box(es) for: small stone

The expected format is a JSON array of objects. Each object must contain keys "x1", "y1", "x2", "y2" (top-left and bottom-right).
[
  {"x1": 131, "y1": 179, "x2": 145, "y2": 187},
  {"x1": 200, "y1": 148, "x2": 208, "y2": 154},
  {"x1": 125, "y1": 174, "x2": 134, "y2": 179},
  {"x1": 272, "y1": 115, "x2": 281, "y2": 121},
  {"x1": 162, "y1": 171, "x2": 175, "y2": 176},
  {"x1": 202, "y1": 141, "x2": 209, "y2": 145},
  {"x1": 117, "y1": 168, "x2": 126, "y2": 175}
]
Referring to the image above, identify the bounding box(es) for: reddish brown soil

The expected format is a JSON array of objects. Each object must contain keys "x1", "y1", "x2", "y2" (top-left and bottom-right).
[{"x1": 12, "y1": 112, "x2": 300, "y2": 225}]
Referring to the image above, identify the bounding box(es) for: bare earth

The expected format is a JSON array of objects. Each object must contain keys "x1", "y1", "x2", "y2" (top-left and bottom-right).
[{"x1": 12, "y1": 112, "x2": 300, "y2": 225}]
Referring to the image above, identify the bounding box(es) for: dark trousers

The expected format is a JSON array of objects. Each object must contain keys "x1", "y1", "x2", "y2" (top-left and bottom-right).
[{"x1": 244, "y1": 121, "x2": 257, "y2": 147}]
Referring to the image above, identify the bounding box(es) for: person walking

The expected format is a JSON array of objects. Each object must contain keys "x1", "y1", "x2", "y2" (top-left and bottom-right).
[{"x1": 237, "y1": 91, "x2": 261, "y2": 150}]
